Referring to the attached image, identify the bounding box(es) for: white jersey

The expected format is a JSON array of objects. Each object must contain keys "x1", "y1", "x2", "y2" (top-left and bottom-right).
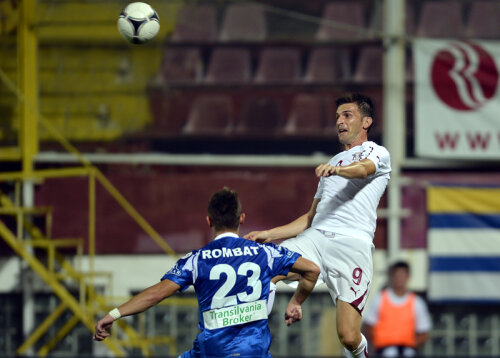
[{"x1": 311, "y1": 141, "x2": 391, "y2": 241}]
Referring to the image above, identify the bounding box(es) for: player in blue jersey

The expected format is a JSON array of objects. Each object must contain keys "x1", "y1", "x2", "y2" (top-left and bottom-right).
[{"x1": 94, "y1": 187, "x2": 320, "y2": 358}]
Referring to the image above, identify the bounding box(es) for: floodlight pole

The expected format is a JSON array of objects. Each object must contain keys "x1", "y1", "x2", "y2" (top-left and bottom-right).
[{"x1": 383, "y1": 0, "x2": 406, "y2": 262}]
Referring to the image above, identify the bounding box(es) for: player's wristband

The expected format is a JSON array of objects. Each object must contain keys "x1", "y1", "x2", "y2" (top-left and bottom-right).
[
  {"x1": 108, "y1": 308, "x2": 121, "y2": 320},
  {"x1": 335, "y1": 166, "x2": 340, "y2": 175}
]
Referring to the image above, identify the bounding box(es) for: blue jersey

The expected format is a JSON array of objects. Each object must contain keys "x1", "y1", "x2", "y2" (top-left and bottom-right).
[{"x1": 162, "y1": 233, "x2": 301, "y2": 358}]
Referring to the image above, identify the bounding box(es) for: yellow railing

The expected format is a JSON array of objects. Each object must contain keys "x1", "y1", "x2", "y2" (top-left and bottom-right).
[
  {"x1": 0, "y1": 166, "x2": 175, "y2": 255},
  {"x1": 0, "y1": 1, "x2": 186, "y2": 354},
  {"x1": 0, "y1": 168, "x2": 179, "y2": 356}
]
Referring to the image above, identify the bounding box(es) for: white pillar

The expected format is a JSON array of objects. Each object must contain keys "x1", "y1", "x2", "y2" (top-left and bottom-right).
[{"x1": 383, "y1": 0, "x2": 406, "y2": 261}]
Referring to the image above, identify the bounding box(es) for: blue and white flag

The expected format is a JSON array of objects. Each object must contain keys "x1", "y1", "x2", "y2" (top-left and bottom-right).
[{"x1": 428, "y1": 185, "x2": 500, "y2": 302}]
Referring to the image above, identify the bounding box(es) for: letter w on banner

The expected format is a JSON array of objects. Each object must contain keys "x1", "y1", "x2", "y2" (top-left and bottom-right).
[
  {"x1": 414, "y1": 39, "x2": 500, "y2": 159},
  {"x1": 427, "y1": 185, "x2": 500, "y2": 302}
]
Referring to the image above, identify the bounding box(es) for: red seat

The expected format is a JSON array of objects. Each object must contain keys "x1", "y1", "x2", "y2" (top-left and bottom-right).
[
  {"x1": 220, "y1": 4, "x2": 266, "y2": 41},
  {"x1": 417, "y1": 1, "x2": 463, "y2": 38},
  {"x1": 353, "y1": 46, "x2": 383, "y2": 83},
  {"x1": 236, "y1": 97, "x2": 283, "y2": 135},
  {"x1": 205, "y1": 48, "x2": 251, "y2": 84},
  {"x1": 159, "y1": 48, "x2": 203, "y2": 83},
  {"x1": 305, "y1": 48, "x2": 351, "y2": 83},
  {"x1": 316, "y1": 2, "x2": 366, "y2": 40},
  {"x1": 465, "y1": 1, "x2": 500, "y2": 39},
  {"x1": 182, "y1": 95, "x2": 233, "y2": 135},
  {"x1": 171, "y1": 5, "x2": 217, "y2": 42},
  {"x1": 254, "y1": 48, "x2": 301, "y2": 83},
  {"x1": 284, "y1": 94, "x2": 334, "y2": 136}
]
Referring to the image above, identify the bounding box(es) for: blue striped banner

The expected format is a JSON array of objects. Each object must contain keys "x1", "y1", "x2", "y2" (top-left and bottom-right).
[
  {"x1": 429, "y1": 214, "x2": 500, "y2": 229},
  {"x1": 430, "y1": 257, "x2": 500, "y2": 272}
]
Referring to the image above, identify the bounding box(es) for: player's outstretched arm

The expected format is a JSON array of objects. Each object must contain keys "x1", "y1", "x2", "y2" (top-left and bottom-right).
[
  {"x1": 285, "y1": 257, "x2": 320, "y2": 326},
  {"x1": 316, "y1": 158, "x2": 376, "y2": 179},
  {"x1": 93, "y1": 279, "x2": 180, "y2": 341},
  {"x1": 244, "y1": 199, "x2": 320, "y2": 243}
]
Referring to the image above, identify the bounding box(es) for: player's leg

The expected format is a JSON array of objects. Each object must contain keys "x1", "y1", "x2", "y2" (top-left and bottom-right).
[
  {"x1": 337, "y1": 300, "x2": 368, "y2": 358},
  {"x1": 321, "y1": 234, "x2": 373, "y2": 358}
]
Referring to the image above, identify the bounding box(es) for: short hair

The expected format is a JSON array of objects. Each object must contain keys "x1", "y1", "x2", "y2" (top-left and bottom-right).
[
  {"x1": 389, "y1": 261, "x2": 410, "y2": 275},
  {"x1": 335, "y1": 93, "x2": 375, "y2": 132},
  {"x1": 207, "y1": 187, "x2": 242, "y2": 231}
]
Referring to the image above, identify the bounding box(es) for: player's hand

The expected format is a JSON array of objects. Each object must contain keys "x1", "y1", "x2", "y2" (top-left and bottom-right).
[
  {"x1": 315, "y1": 163, "x2": 338, "y2": 178},
  {"x1": 284, "y1": 302, "x2": 302, "y2": 326},
  {"x1": 93, "y1": 314, "x2": 114, "y2": 341},
  {"x1": 243, "y1": 230, "x2": 272, "y2": 243}
]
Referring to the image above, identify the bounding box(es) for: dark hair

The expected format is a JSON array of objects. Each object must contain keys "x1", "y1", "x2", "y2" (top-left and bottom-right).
[
  {"x1": 208, "y1": 187, "x2": 242, "y2": 231},
  {"x1": 335, "y1": 93, "x2": 375, "y2": 132},
  {"x1": 389, "y1": 261, "x2": 410, "y2": 275}
]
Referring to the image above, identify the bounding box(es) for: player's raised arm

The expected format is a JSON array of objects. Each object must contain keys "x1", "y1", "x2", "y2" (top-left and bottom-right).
[
  {"x1": 284, "y1": 257, "x2": 320, "y2": 326},
  {"x1": 93, "y1": 279, "x2": 180, "y2": 341},
  {"x1": 244, "y1": 199, "x2": 320, "y2": 243},
  {"x1": 315, "y1": 158, "x2": 376, "y2": 179}
]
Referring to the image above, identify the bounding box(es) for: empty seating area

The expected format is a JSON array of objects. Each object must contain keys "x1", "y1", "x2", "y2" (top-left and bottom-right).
[{"x1": 147, "y1": 0, "x2": 497, "y2": 151}]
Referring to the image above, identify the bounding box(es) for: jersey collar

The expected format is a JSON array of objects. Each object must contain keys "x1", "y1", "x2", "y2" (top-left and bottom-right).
[{"x1": 213, "y1": 232, "x2": 239, "y2": 241}]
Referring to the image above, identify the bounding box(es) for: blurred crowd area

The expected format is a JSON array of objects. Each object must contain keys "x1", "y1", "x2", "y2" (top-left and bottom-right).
[{"x1": 1, "y1": 0, "x2": 498, "y2": 154}]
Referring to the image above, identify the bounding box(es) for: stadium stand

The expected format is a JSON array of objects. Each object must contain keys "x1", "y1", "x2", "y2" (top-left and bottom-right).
[
  {"x1": 316, "y1": 1, "x2": 366, "y2": 40},
  {"x1": 416, "y1": 0, "x2": 464, "y2": 38},
  {"x1": 465, "y1": 0, "x2": 500, "y2": 39},
  {"x1": 353, "y1": 46, "x2": 383, "y2": 84},
  {"x1": 182, "y1": 95, "x2": 233, "y2": 136},
  {"x1": 283, "y1": 94, "x2": 334, "y2": 136},
  {"x1": 159, "y1": 48, "x2": 203, "y2": 83},
  {"x1": 304, "y1": 48, "x2": 351, "y2": 83},
  {"x1": 235, "y1": 97, "x2": 284, "y2": 136},
  {"x1": 219, "y1": 3, "x2": 267, "y2": 41},
  {"x1": 204, "y1": 48, "x2": 252, "y2": 84},
  {"x1": 170, "y1": 4, "x2": 218, "y2": 42},
  {"x1": 254, "y1": 47, "x2": 302, "y2": 83}
]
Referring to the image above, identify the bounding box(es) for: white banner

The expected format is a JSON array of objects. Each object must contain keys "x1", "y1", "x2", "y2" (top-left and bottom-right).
[{"x1": 414, "y1": 39, "x2": 500, "y2": 159}]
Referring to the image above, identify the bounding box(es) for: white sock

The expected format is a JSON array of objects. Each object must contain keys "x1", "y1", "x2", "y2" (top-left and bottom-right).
[
  {"x1": 267, "y1": 282, "x2": 277, "y2": 315},
  {"x1": 343, "y1": 334, "x2": 368, "y2": 358}
]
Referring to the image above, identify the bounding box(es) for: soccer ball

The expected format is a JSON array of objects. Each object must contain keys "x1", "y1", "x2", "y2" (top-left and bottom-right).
[{"x1": 118, "y1": 2, "x2": 160, "y2": 44}]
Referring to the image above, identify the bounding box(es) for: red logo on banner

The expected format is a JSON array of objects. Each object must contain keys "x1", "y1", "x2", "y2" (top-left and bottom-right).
[{"x1": 431, "y1": 42, "x2": 499, "y2": 111}]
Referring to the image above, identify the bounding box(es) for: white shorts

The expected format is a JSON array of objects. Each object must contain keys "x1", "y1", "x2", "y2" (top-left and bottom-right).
[{"x1": 281, "y1": 227, "x2": 374, "y2": 313}]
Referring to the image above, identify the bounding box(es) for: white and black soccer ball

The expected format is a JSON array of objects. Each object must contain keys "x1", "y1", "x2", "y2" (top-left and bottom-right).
[{"x1": 118, "y1": 2, "x2": 160, "y2": 44}]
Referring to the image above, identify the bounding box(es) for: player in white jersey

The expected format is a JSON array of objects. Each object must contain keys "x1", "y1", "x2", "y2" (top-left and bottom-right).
[{"x1": 245, "y1": 93, "x2": 391, "y2": 358}]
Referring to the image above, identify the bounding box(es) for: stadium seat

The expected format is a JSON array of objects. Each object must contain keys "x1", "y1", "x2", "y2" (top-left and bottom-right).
[
  {"x1": 159, "y1": 48, "x2": 203, "y2": 83},
  {"x1": 205, "y1": 48, "x2": 251, "y2": 84},
  {"x1": 316, "y1": 2, "x2": 366, "y2": 40},
  {"x1": 182, "y1": 95, "x2": 233, "y2": 135},
  {"x1": 305, "y1": 48, "x2": 351, "y2": 83},
  {"x1": 465, "y1": 1, "x2": 500, "y2": 39},
  {"x1": 353, "y1": 46, "x2": 383, "y2": 83},
  {"x1": 416, "y1": 1, "x2": 464, "y2": 38},
  {"x1": 254, "y1": 48, "x2": 301, "y2": 83},
  {"x1": 235, "y1": 97, "x2": 283, "y2": 135},
  {"x1": 219, "y1": 4, "x2": 267, "y2": 41},
  {"x1": 171, "y1": 5, "x2": 217, "y2": 42},
  {"x1": 284, "y1": 94, "x2": 334, "y2": 136}
]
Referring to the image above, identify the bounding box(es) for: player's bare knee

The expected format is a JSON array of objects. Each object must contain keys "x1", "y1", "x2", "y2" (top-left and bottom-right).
[{"x1": 337, "y1": 329, "x2": 361, "y2": 351}]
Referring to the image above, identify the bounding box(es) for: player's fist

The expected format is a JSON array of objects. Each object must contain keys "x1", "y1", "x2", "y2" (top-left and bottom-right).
[
  {"x1": 93, "y1": 314, "x2": 114, "y2": 341},
  {"x1": 315, "y1": 163, "x2": 338, "y2": 178},
  {"x1": 284, "y1": 303, "x2": 302, "y2": 326},
  {"x1": 243, "y1": 230, "x2": 271, "y2": 243}
]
